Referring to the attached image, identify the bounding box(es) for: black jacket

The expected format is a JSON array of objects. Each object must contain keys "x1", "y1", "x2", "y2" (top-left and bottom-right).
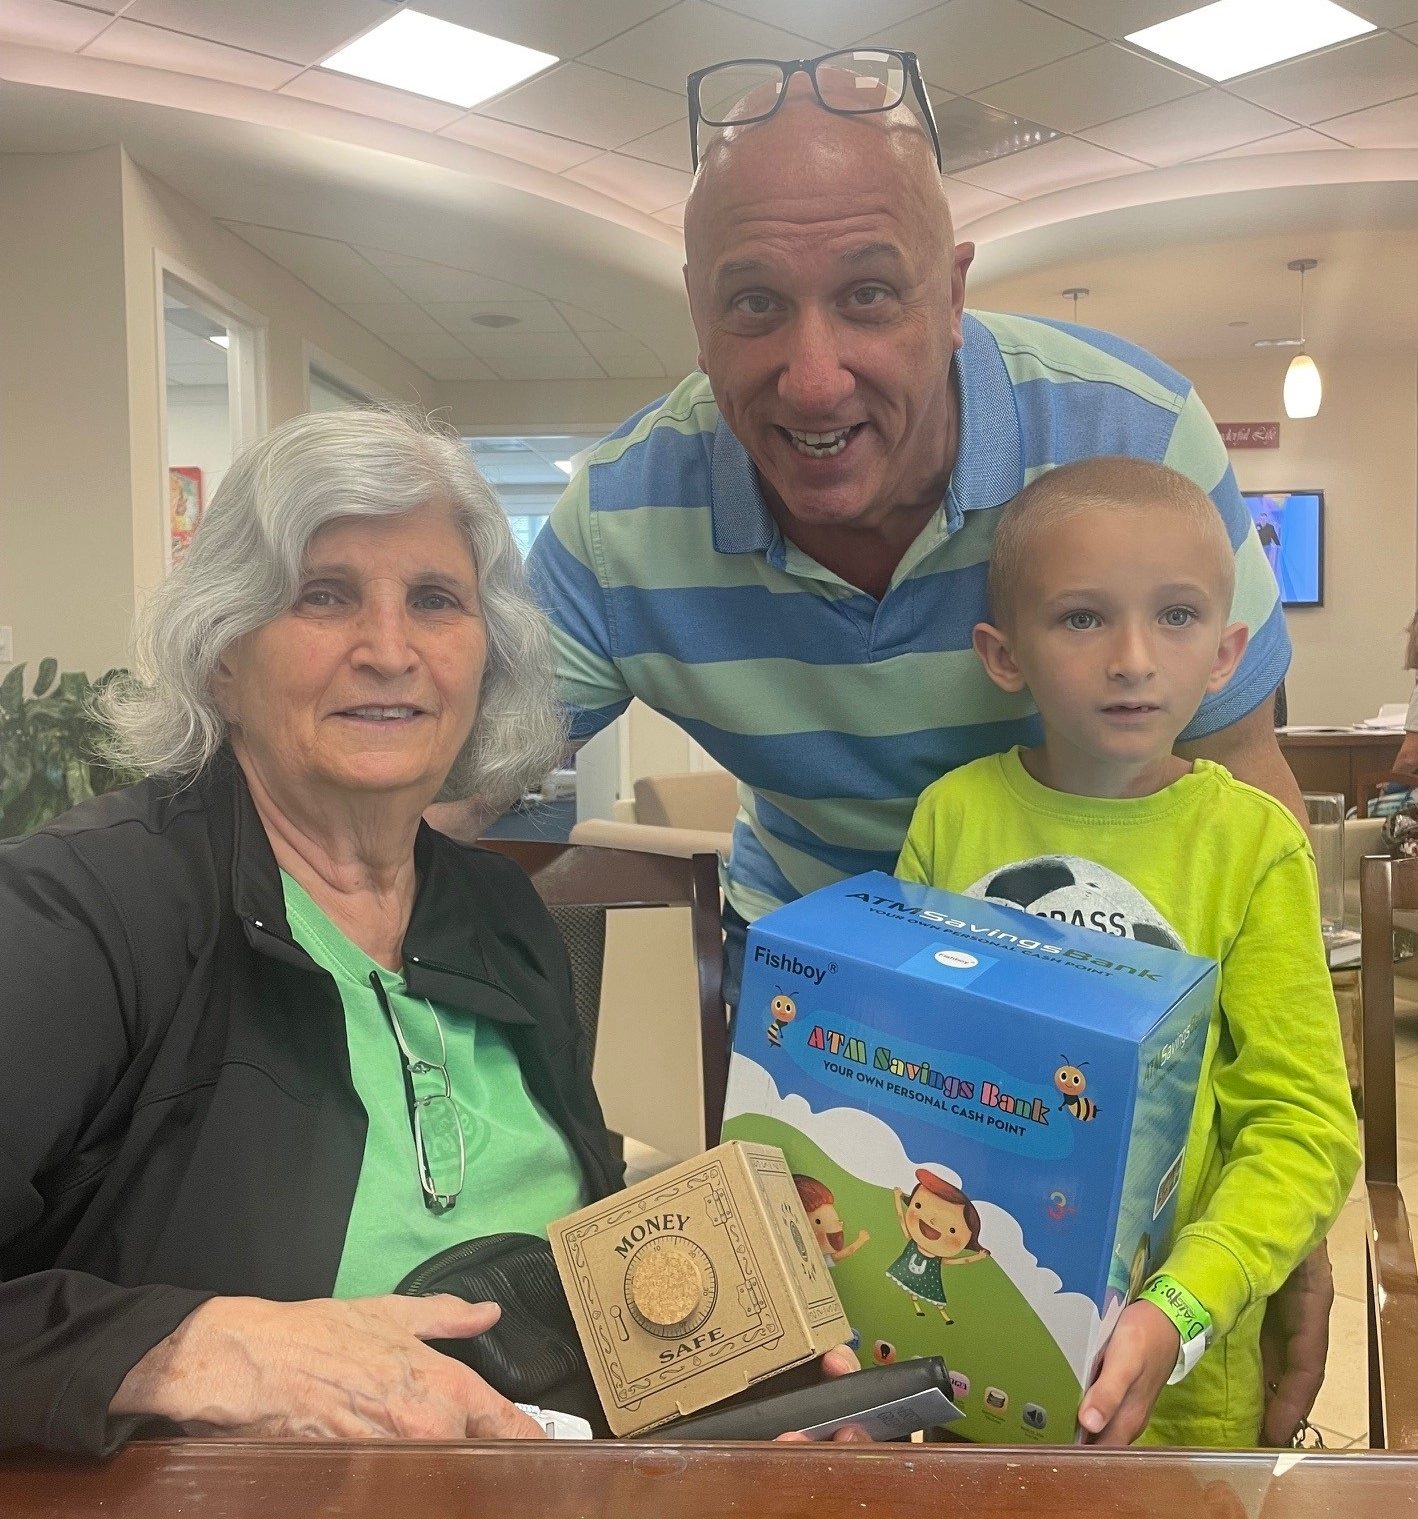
[{"x1": 0, "y1": 757, "x2": 623, "y2": 1455}]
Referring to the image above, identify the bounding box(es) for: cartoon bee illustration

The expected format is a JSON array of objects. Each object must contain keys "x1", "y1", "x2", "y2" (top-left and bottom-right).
[
  {"x1": 1054, "y1": 1059, "x2": 1099, "y2": 1122},
  {"x1": 767, "y1": 991, "x2": 796, "y2": 1047}
]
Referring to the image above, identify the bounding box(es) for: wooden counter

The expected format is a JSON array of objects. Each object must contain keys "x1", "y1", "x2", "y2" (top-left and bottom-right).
[
  {"x1": 1278, "y1": 730, "x2": 1404, "y2": 812},
  {"x1": 1, "y1": 1440, "x2": 1412, "y2": 1519}
]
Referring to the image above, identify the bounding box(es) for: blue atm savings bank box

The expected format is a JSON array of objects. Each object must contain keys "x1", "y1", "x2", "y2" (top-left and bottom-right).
[{"x1": 721, "y1": 871, "x2": 1214, "y2": 1445}]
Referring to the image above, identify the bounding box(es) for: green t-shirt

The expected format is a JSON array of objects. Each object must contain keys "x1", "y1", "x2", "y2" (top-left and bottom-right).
[
  {"x1": 281, "y1": 873, "x2": 588, "y2": 1299},
  {"x1": 897, "y1": 749, "x2": 1360, "y2": 1447}
]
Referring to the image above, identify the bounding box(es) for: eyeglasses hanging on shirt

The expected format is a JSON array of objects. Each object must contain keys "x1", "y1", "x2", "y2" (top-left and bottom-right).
[{"x1": 369, "y1": 971, "x2": 466, "y2": 1213}]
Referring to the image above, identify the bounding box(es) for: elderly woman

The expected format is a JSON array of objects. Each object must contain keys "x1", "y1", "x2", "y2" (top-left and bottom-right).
[{"x1": 0, "y1": 410, "x2": 625, "y2": 1452}]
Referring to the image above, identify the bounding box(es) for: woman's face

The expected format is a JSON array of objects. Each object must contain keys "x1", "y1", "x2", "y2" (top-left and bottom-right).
[{"x1": 216, "y1": 502, "x2": 486, "y2": 810}]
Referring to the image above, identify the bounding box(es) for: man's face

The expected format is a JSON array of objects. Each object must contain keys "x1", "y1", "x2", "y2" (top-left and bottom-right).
[{"x1": 685, "y1": 100, "x2": 971, "y2": 533}]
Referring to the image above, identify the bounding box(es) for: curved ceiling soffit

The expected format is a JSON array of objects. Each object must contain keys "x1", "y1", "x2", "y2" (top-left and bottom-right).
[
  {"x1": 961, "y1": 145, "x2": 1418, "y2": 278},
  {"x1": 0, "y1": 42, "x2": 688, "y2": 254}
]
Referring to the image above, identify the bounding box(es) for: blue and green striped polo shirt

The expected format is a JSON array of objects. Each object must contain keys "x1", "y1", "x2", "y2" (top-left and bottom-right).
[{"x1": 526, "y1": 310, "x2": 1290, "y2": 923}]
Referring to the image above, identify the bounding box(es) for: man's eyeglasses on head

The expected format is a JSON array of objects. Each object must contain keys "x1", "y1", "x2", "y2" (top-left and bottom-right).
[{"x1": 686, "y1": 48, "x2": 942, "y2": 173}]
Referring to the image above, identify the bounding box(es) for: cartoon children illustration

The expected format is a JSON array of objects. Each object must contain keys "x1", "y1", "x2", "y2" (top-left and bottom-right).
[
  {"x1": 793, "y1": 1175, "x2": 869, "y2": 1268},
  {"x1": 887, "y1": 1169, "x2": 991, "y2": 1323}
]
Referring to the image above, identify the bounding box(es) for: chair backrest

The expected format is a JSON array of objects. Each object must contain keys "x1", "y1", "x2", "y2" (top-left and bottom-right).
[
  {"x1": 633, "y1": 771, "x2": 739, "y2": 833},
  {"x1": 1358, "y1": 853, "x2": 1418, "y2": 1448},
  {"x1": 479, "y1": 840, "x2": 728, "y2": 1148}
]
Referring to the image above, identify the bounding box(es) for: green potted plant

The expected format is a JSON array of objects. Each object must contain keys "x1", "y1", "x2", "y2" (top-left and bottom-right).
[{"x1": 0, "y1": 661, "x2": 136, "y2": 839}]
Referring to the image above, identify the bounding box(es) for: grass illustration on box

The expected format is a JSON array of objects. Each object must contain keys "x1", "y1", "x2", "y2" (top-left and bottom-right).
[{"x1": 722, "y1": 1109, "x2": 1086, "y2": 1443}]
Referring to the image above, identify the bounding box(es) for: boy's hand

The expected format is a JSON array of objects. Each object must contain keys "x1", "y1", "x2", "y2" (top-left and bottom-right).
[{"x1": 1077, "y1": 1301, "x2": 1179, "y2": 1446}]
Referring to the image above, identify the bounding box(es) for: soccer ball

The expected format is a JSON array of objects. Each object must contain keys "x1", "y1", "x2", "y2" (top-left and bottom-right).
[{"x1": 968, "y1": 854, "x2": 1184, "y2": 951}]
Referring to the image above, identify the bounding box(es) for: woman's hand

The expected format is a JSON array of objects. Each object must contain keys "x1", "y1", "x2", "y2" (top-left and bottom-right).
[
  {"x1": 1076, "y1": 1300, "x2": 1178, "y2": 1446},
  {"x1": 111, "y1": 1294, "x2": 546, "y2": 1440}
]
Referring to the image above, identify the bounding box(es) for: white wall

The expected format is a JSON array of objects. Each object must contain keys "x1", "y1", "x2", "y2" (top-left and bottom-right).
[
  {"x1": 165, "y1": 386, "x2": 231, "y2": 502},
  {"x1": 1182, "y1": 352, "x2": 1418, "y2": 726},
  {"x1": 0, "y1": 146, "x2": 134, "y2": 681}
]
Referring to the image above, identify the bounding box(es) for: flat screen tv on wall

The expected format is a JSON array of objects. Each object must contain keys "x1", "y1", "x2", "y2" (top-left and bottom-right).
[{"x1": 1242, "y1": 490, "x2": 1324, "y2": 608}]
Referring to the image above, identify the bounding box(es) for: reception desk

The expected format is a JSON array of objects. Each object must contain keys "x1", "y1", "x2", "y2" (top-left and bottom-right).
[
  {"x1": 1278, "y1": 729, "x2": 1405, "y2": 813},
  {"x1": 1, "y1": 1440, "x2": 1413, "y2": 1519}
]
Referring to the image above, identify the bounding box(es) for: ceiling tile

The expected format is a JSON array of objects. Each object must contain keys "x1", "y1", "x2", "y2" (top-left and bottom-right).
[
  {"x1": 1318, "y1": 90, "x2": 1418, "y2": 146},
  {"x1": 82, "y1": 19, "x2": 301, "y2": 88},
  {"x1": 707, "y1": 0, "x2": 952, "y2": 49},
  {"x1": 619, "y1": 115, "x2": 693, "y2": 172},
  {"x1": 359, "y1": 250, "x2": 536, "y2": 303},
  {"x1": 417, "y1": 353, "x2": 502, "y2": 381},
  {"x1": 1401, "y1": 22, "x2": 1418, "y2": 45},
  {"x1": 381, "y1": 329, "x2": 477, "y2": 359},
  {"x1": 953, "y1": 134, "x2": 1143, "y2": 196},
  {"x1": 555, "y1": 303, "x2": 617, "y2": 332},
  {"x1": 1079, "y1": 89, "x2": 1298, "y2": 166},
  {"x1": 339, "y1": 302, "x2": 452, "y2": 341},
  {"x1": 410, "y1": 0, "x2": 673, "y2": 60},
  {"x1": 579, "y1": 330, "x2": 669, "y2": 378},
  {"x1": 653, "y1": 201, "x2": 687, "y2": 230},
  {"x1": 864, "y1": 0, "x2": 1096, "y2": 94},
  {"x1": 121, "y1": 0, "x2": 393, "y2": 65},
  {"x1": 1227, "y1": 32, "x2": 1418, "y2": 126},
  {"x1": 942, "y1": 176, "x2": 1018, "y2": 225},
  {"x1": 1022, "y1": 0, "x2": 1200, "y2": 36},
  {"x1": 981, "y1": 41, "x2": 1202, "y2": 133},
  {"x1": 429, "y1": 299, "x2": 570, "y2": 335},
  {"x1": 222, "y1": 225, "x2": 404, "y2": 302},
  {"x1": 1201, "y1": 126, "x2": 1350, "y2": 158},
  {"x1": 439, "y1": 113, "x2": 601, "y2": 171},
  {"x1": 562, "y1": 150, "x2": 693, "y2": 212},
  {"x1": 461, "y1": 331, "x2": 606, "y2": 380},
  {"x1": 0, "y1": 0, "x2": 113, "y2": 50},
  {"x1": 1348, "y1": 2, "x2": 1418, "y2": 24},
  {"x1": 279, "y1": 69, "x2": 468, "y2": 133},
  {"x1": 581, "y1": 1, "x2": 820, "y2": 95},
  {"x1": 481, "y1": 62, "x2": 683, "y2": 151}
]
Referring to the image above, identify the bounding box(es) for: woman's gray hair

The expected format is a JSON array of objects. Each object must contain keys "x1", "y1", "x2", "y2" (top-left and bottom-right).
[{"x1": 101, "y1": 408, "x2": 568, "y2": 809}]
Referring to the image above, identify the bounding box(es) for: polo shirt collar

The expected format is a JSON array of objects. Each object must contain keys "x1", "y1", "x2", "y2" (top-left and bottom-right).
[
  {"x1": 946, "y1": 312, "x2": 1024, "y2": 527},
  {"x1": 706, "y1": 311, "x2": 1025, "y2": 555}
]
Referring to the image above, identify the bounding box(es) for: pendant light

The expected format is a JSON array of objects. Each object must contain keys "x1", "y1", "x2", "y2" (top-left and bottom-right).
[{"x1": 1282, "y1": 258, "x2": 1321, "y2": 419}]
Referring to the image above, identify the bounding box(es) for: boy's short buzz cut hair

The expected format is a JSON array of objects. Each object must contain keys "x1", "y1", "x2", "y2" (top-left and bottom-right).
[{"x1": 986, "y1": 456, "x2": 1236, "y2": 629}]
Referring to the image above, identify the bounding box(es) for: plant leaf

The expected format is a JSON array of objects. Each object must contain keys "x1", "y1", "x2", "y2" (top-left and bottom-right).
[
  {"x1": 0, "y1": 664, "x2": 24, "y2": 718},
  {"x1": 33, "y1": 658, "x2": 58, "y2": 698}
]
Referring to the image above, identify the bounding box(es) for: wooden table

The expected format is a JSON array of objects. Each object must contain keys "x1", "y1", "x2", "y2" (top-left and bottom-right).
[
  {"x1": 2, "y1": 1441, "x2": 1414, "y2": 1519},
  {"x1": 1278, "y1": 730, "x2": 1404, "y2": 814}
]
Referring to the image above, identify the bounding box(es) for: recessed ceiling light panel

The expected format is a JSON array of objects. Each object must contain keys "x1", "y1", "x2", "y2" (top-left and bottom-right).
[
  {"x1": 322, "y1": 10, "x2": 558, "y2": 109},
  {"x1": 1126, "y1": 0, "x2": 1374, "y2": 83}
]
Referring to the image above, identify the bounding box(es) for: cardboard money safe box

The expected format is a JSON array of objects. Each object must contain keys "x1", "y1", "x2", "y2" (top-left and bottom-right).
[
  {"x1": 721, "y1": 871, "x2": 1215, "y2": 1444},
  {"x1": 548, "y1": 1141, "x2": 852, "y2": 1436}
]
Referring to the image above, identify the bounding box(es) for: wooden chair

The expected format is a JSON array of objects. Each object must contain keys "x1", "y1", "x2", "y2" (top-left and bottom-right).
[
  {"x1": 1359, "y1": 853, "x2": 1418, "y2": 1448},
  {"x1": 479, "y1": 840, "x2": 728, "y2": 1148}
]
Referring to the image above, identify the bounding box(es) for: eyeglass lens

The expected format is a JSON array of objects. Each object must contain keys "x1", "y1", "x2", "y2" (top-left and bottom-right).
[
  {"x1": 695, "y1": 50, "x2": 907, "y2": 127},
  {"x1": 369, "y1": 971, "x2": 466, "y2": 1210}
]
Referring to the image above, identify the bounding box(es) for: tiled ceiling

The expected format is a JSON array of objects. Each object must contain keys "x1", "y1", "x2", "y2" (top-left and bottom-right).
[
  {"x1": 225, "y1": 223, "x2": 674, "y2": 382},
  {"x1": 9, "y1": 0, "x2": 1418, "y2": 379}
]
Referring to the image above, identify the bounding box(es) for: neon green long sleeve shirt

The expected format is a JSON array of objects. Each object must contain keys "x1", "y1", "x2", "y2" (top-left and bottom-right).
[{"x1": 897, "y1": 749, "x2": 1360, "y2": 1447}]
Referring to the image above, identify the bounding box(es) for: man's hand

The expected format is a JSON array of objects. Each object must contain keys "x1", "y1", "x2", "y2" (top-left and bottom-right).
[
  {"x1": 775, "y1": 1344, "x2": 872, "y2": 1444},
  {"x1": 1260, "y1": 1246, "x2": 1335, "y2": 1446},
  {"x1": 1077, "y1": 1300, "x2": 1179, "y2": 1446},
  {"x1": 111, "y1": 1294, "x2": 546, "y2": 1440}
]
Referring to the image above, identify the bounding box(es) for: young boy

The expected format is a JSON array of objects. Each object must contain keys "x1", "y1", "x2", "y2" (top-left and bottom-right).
[{"x1": 896, "y1": 456, "x2": 1359, "y2": 1449}]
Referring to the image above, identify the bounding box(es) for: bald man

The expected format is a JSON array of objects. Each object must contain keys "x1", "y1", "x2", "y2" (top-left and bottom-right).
[{"x1": 524, "y1": 69, "x2": 1325, "y2": 1444}]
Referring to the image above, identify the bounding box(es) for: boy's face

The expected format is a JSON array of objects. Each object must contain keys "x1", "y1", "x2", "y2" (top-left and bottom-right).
[{"x1": 976, "y1": 505, "x2": 1246, "y2": 775}]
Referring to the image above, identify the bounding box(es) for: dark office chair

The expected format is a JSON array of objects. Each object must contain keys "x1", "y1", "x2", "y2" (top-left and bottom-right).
[
  {"x1": 1359, "y1": 853, "x2": 1418, "y2": 1449},
  {"x1": 479, "y1": 840, "x2": 728, "y2": 1148}
]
